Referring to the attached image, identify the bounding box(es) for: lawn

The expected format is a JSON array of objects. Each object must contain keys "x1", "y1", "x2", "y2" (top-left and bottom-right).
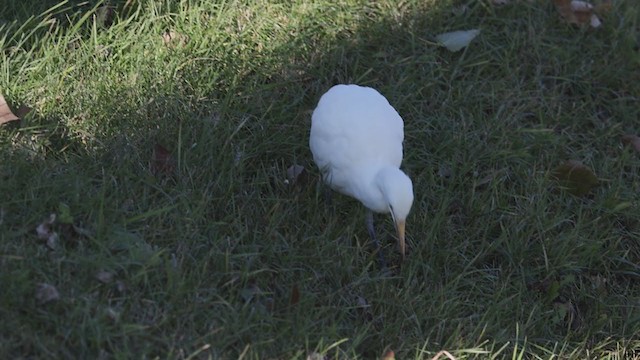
[{"x1": 1, "y1": 0, "x2": 639, "y2": 358}]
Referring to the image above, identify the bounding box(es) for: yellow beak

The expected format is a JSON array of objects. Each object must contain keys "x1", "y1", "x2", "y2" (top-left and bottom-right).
[{"x1": 396, "y1": 220, "x2": 406, "y2": 260}]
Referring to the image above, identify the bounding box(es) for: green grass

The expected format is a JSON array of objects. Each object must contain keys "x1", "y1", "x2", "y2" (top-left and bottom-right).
[{"x1": 1, "y1": 0, "x2": 639, "y2": 358}]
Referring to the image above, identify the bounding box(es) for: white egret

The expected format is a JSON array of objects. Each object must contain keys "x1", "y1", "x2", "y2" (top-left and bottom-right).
[{"x1": 309, "y1": 84, "x2": 414, "y2": 261}]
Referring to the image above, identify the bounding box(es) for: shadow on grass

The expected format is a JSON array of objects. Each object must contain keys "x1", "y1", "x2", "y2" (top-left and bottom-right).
[{"x1": 1, "y1": 0, "x2": 135, "y2": 28}]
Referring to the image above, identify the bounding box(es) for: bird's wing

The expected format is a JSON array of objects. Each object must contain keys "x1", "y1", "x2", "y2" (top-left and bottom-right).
[{"x1": 310, "y1": 85, "x2": 404, "y2": 191}]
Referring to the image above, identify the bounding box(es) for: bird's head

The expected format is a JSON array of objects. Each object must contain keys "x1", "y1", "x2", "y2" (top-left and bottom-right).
[{"x1": 378, "y1": 167, "x2": 414, "y2": 259}]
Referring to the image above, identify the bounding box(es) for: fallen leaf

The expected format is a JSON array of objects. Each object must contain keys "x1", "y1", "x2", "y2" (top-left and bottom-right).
[
  {"x1": 150, "y1": 144, "x2": 175, "y2": 175},
  {"x1": 286, "y1": 164, "x2": 305, "y2": 185},
  {"x1": 552, "y1": 160, "x2": 599, "y2": 196},
  {"x1": 36, "y1": 283, "x2": 60, "y2": 304},
  {"x1": 162, "y1": 30, "x2": 189, "y2": 47},
  {"x1": 96, "y1": 270, "x2": 114, "y2": 284},
  {"x1": 45, "y1": 234, "x2": 59, "y2": 250},
  {"x1": 621, "y1": 134, "x2": 640, "y2": 153},
  {"x1": 435, "y1": 29, "x2": 481, "y2": 52},
  {"x1": 289, "y1": 283, "x2": 300, "y2": 306},
  {"x1": 553, "y1": 0, "x2": 602, "y2": 28},
  {"x1": 36, "y1": 214, "x2": 59, "y2": 250},
  {"x1": 35, "y1": 214, "x2": 54, "y2": 237},
  {"x1": 0, "y1": 93, "x2": 19, "y2": 125}
]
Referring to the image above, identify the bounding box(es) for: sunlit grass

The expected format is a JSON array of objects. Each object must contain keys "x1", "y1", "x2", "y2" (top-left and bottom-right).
[{"x1": 1, "y1": 0, "x2": 639, "y2": 358}]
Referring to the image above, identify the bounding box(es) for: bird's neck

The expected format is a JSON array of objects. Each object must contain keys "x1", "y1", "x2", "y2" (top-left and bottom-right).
[
  {"x1": 374, "y1": 166, "x2": 405, "y2": 211},
  {"x1": 372, "y1": 166, "x2": 413, "y2": 220},
  {"x1": 374, "y1": 166, "x2": 403, "y2": 202},
  {"x1": 345, "y1": 165, "x2": 397, "y2": 213}
]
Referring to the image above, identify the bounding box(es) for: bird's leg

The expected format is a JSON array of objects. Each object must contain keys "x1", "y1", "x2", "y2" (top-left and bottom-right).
[
  {"x1": 323, "y1": 184, "x2": 333, "y2": 208},
  {"x1": 366, "y1": 210, "x2": 387, "y2": 269},
  {"x1": 321, "y1": 184, "x2": 337, "y2": 218}
]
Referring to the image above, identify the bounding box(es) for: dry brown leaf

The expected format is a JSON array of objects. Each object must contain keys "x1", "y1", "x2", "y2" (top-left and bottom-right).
[
  {"x1": 553, "y1": 0, "x2": 602, "y2": 28},
  {"x1": 36, "y1": 283, "x2": 60, "y2": 304},
  {"x1": 162, "y1": 30, "x2": 189, "y2": 46},
  {"x1": 0, "y1": 93, "x2": 19, "y2": 125},
  {"x1": 150, "y1": 144, "x2": 175, "y2": 176},
  {"x1": 552, "y1": 160, "x2": 599, "y2": 196},
  {"x1": 286, "y1": 164, "x2": 305, "y2": 185},
  {"x1": 621, "y1": 134, "x2": 640, "y2": 153}
]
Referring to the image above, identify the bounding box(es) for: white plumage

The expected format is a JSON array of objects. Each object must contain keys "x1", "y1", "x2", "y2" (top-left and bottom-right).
[{"x1": 310, "y1": 84, "x2": 414, "y2": 259}]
